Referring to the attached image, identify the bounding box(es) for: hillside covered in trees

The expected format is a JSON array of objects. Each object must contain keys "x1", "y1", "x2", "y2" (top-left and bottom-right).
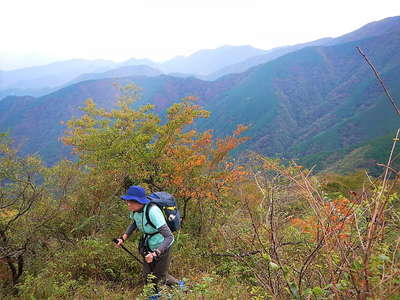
[
  {"x1": 1, "y1": 84, "x2": 399, "y2": 299},
  {"x1": 0, "y1": 17, "x2": 399, "y2": 175}
]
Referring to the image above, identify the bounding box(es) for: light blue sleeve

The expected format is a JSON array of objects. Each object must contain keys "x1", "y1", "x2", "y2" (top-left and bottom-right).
[{"x1": 149, "y1": 205, "x2": 167, "y2": 229}]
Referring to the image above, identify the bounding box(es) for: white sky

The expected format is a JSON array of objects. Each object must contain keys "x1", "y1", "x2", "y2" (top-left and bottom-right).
[{"x1": 1, "y1": 0, "x2": 399, "y2": 69}]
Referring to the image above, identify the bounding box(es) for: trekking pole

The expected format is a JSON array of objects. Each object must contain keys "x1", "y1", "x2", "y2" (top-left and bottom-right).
[
  {"x1": 112, "y1": 238, "x2": 143, "y2": 265},
  {"x1": 112, "y1": 239, "x2": 159, "y2": 293}
]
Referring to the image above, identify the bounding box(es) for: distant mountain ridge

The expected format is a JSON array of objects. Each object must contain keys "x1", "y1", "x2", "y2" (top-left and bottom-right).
[
  {"x1": 0, "y1": 59, "x2": 115, "y2": 90},
  {"x1": 1, "y1": 16, "x2": 398, "y2": 99},
  {"x1": 205, "y1": 38, "x2": 334, "y2": 80},
  {"x1": 0, "y1": 16, "x2": 399, "y2": 174},
  {"x1": 0, "y1": 45, "x2": 267, "y2": 99},
  {"x1": 206, "y1": 16, "x2": 400, "y2": 80},
  {"x1": 159, "y1": 45, "x2": 269, "y2": 75},
  {"x1": 65, "y1": 65, "x2": 162, "y2": 86},
  {"x1": 325, "y1": 16, "x2": 400, "y2": 45}
]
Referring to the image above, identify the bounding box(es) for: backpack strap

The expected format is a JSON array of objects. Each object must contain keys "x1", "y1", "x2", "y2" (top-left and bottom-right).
[
  {"x1": 142, "y1": 203, "x2": 159, "y2": 253},
  {"x1": 140, "y1": 231, "x2": 158, "y2": 254},
  {"x1": 145, "y1": 202, "x2": 157, "y2": 229}
]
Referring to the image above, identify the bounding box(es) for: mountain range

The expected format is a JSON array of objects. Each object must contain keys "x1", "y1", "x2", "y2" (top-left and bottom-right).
[
  {"x1": 0, "y1": 16, "x2": 399, "y2": 174},
  {"x1": 0, "y1": 45, "x2": 268, "y2": 98}
]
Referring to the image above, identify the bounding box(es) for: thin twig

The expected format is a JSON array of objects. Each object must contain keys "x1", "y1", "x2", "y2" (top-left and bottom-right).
[
  {"x1": 241, "y1": 189, "x2": 268, "y2": 254},
  {"x1": 356, "y1": 47, "x2": 400, "y2": 116},
  {"x1": 211, "y1": 250, "x2": 261, "y2": 258},
  {"x1": 376, "y1": 163, "x2": 399, "y2": 176}
]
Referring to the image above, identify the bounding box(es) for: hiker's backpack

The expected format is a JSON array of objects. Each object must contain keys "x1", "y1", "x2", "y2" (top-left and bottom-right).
[{"x1": 145, "y1": 192, "x2": 181, "y2": 232}]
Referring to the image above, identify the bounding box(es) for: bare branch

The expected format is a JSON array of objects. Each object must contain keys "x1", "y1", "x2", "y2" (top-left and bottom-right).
[
  {"x1": 211, "y1": 250, "x2": 261, "y2": 258},
  {"x1": 356, "y1": 47, "x2": 400, "y2": 116}
]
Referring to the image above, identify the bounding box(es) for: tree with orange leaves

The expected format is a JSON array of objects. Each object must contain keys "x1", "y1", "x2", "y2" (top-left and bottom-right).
[{"x1": 62, "y1": 84, "x2": 248, "y2": 230}]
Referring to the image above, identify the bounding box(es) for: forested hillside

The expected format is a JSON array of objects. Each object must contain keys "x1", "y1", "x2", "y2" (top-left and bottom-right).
[
  {"x1": 1, "y1": 17, "x2": 399, "y2": 174},
  {"x1": 201, "y1": 29, "x2": 400, "y2": 172},
  {"x1": 1, "y1": 88, "x2": 399, "y2": 299},
  {"x1": 0, "y1": 73, "x2": 247, "y2": 164}
]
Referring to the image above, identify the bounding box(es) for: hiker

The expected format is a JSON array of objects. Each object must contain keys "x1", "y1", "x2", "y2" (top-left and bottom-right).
[{"x1": 115, "y1": 185, "x2": 181, "y2": 289}]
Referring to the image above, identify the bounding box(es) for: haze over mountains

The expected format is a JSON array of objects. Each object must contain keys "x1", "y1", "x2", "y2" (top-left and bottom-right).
[
  {"x1": 0, "y1": 16, "x2": 399, "y2": 174},
  {"x1": 2, "y1": 16, "x2": 399, "y2": 98},
  {"x1": 0, "y1": 45, "x2": 270, "y2": 98}
]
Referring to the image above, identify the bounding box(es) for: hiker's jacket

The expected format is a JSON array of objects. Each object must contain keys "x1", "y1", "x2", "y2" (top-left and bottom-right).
[{"x1": 125, "y1": 203, "x2": 174, "y2": 253}]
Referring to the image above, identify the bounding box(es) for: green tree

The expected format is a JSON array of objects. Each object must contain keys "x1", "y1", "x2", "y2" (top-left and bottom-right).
[
  {"x1": 62, "y1": 85, "x2": 248, "y2": 231},
  {"x1": 0, "y1": 135, "x2": 53, "y2": 289}
]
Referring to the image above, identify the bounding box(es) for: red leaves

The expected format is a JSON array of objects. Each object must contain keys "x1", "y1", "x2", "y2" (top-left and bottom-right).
[{"x1": 292, "y1": 197, "x2": 354, "y2": 242}]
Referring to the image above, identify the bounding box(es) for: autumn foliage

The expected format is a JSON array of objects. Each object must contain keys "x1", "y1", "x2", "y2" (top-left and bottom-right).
[
  {"x1": 62, "y1": 85, "x2": 249, "y2": 225},
  {"x1": 218, "y1": 154, "x2": 400, "y2": 299},
  {"x1": 1, "y1": 85, "x2": 399, "y2": 300}
]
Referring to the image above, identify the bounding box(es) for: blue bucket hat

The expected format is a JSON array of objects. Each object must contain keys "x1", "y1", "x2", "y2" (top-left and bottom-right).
[{"x1": 120, "y1": 185, "x2": 150, "y2": 204}]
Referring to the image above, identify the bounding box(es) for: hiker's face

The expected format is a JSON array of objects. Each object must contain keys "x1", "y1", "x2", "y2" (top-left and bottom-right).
[{"x1": 126, "y1": 200, "x2": 143, "y2": 212}]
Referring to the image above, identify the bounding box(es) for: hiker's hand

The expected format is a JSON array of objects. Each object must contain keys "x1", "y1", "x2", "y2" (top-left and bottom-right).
[
  {"x1": 115, "y1": 238, "x2": 124, "y2": 248},
  {"x1": 145, "y1": 252, "x2": 157, "y2": 263}
]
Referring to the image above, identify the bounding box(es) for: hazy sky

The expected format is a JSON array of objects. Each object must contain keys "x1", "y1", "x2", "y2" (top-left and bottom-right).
[{"x1": 1, "y1": 0, "x2": 399, "y2": 70}]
